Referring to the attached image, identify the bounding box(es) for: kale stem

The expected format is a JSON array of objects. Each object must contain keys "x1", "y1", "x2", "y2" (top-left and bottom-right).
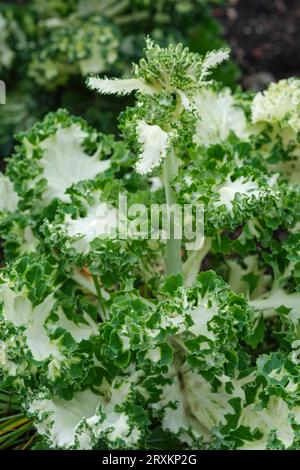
[
  {"x1": 114, "y1": 11, "x2": 149, "y2": 25},
  {"x1": 163, "y1": 149, "x2": 182, "y2": 276},
  {"x1": 183, "y1": 238, "x2": 212, "y2": 287},
  {"x1": 92, "y1": 274, "x2": 107, "y2": 322}
]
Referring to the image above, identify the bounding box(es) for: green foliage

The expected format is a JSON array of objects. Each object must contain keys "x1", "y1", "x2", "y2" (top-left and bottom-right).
[{"x1": 0, "y1": 39, "x2": 300, "y2": 451}]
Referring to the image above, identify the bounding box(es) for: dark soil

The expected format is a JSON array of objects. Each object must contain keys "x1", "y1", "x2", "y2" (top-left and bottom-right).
[{"x1": 214, "y1": 0, "x2": 300, "y2": 90}]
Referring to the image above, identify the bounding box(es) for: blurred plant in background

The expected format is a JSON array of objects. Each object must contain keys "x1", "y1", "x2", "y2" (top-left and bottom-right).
[{"x1": 0, "y1": 0, "x2": 239, "y2": 156}]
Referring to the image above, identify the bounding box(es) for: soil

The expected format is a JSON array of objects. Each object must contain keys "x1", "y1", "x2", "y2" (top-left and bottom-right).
[{"x1": 214, "y1": 0, "x2": 300, "y2": 90}]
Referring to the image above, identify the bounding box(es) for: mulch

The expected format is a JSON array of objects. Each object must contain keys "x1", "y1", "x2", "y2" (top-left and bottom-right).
[{"x1": 214, "y1": 0, "x2": 300, "y2": 90}]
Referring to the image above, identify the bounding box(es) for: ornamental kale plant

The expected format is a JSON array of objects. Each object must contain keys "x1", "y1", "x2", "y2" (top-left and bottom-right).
[
  {"x1": 0, "y1": 0, "x2": 238, "y2": 155},
  {"x1": 0, "y1": 39, "x2": 300, "y2": 450}
]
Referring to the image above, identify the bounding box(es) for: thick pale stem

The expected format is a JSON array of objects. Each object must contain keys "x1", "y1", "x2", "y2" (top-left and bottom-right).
[
  {"x1": 115, "y1": 11, "x2": 149, "y2": 25},
  {"x1": 249, "y1": 288, "x2": 300, "y2": 320},
  {"x1": 71, "y1": 270, "x2": 97, "y2": 296},
  {"x1": 183, "y1": 238, "x2": 211, "y2": 287},
  {"x1": 163, "y1": 150, "x2": 182, "y2": 276},
  {"x1": 100, "y1": 0, "x2": 129, "y2": 18}
]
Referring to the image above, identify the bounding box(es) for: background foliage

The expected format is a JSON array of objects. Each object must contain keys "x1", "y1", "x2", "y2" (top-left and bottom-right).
[{"x1": 0, "y1": 0, "x2": 238, "y2": 157}]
